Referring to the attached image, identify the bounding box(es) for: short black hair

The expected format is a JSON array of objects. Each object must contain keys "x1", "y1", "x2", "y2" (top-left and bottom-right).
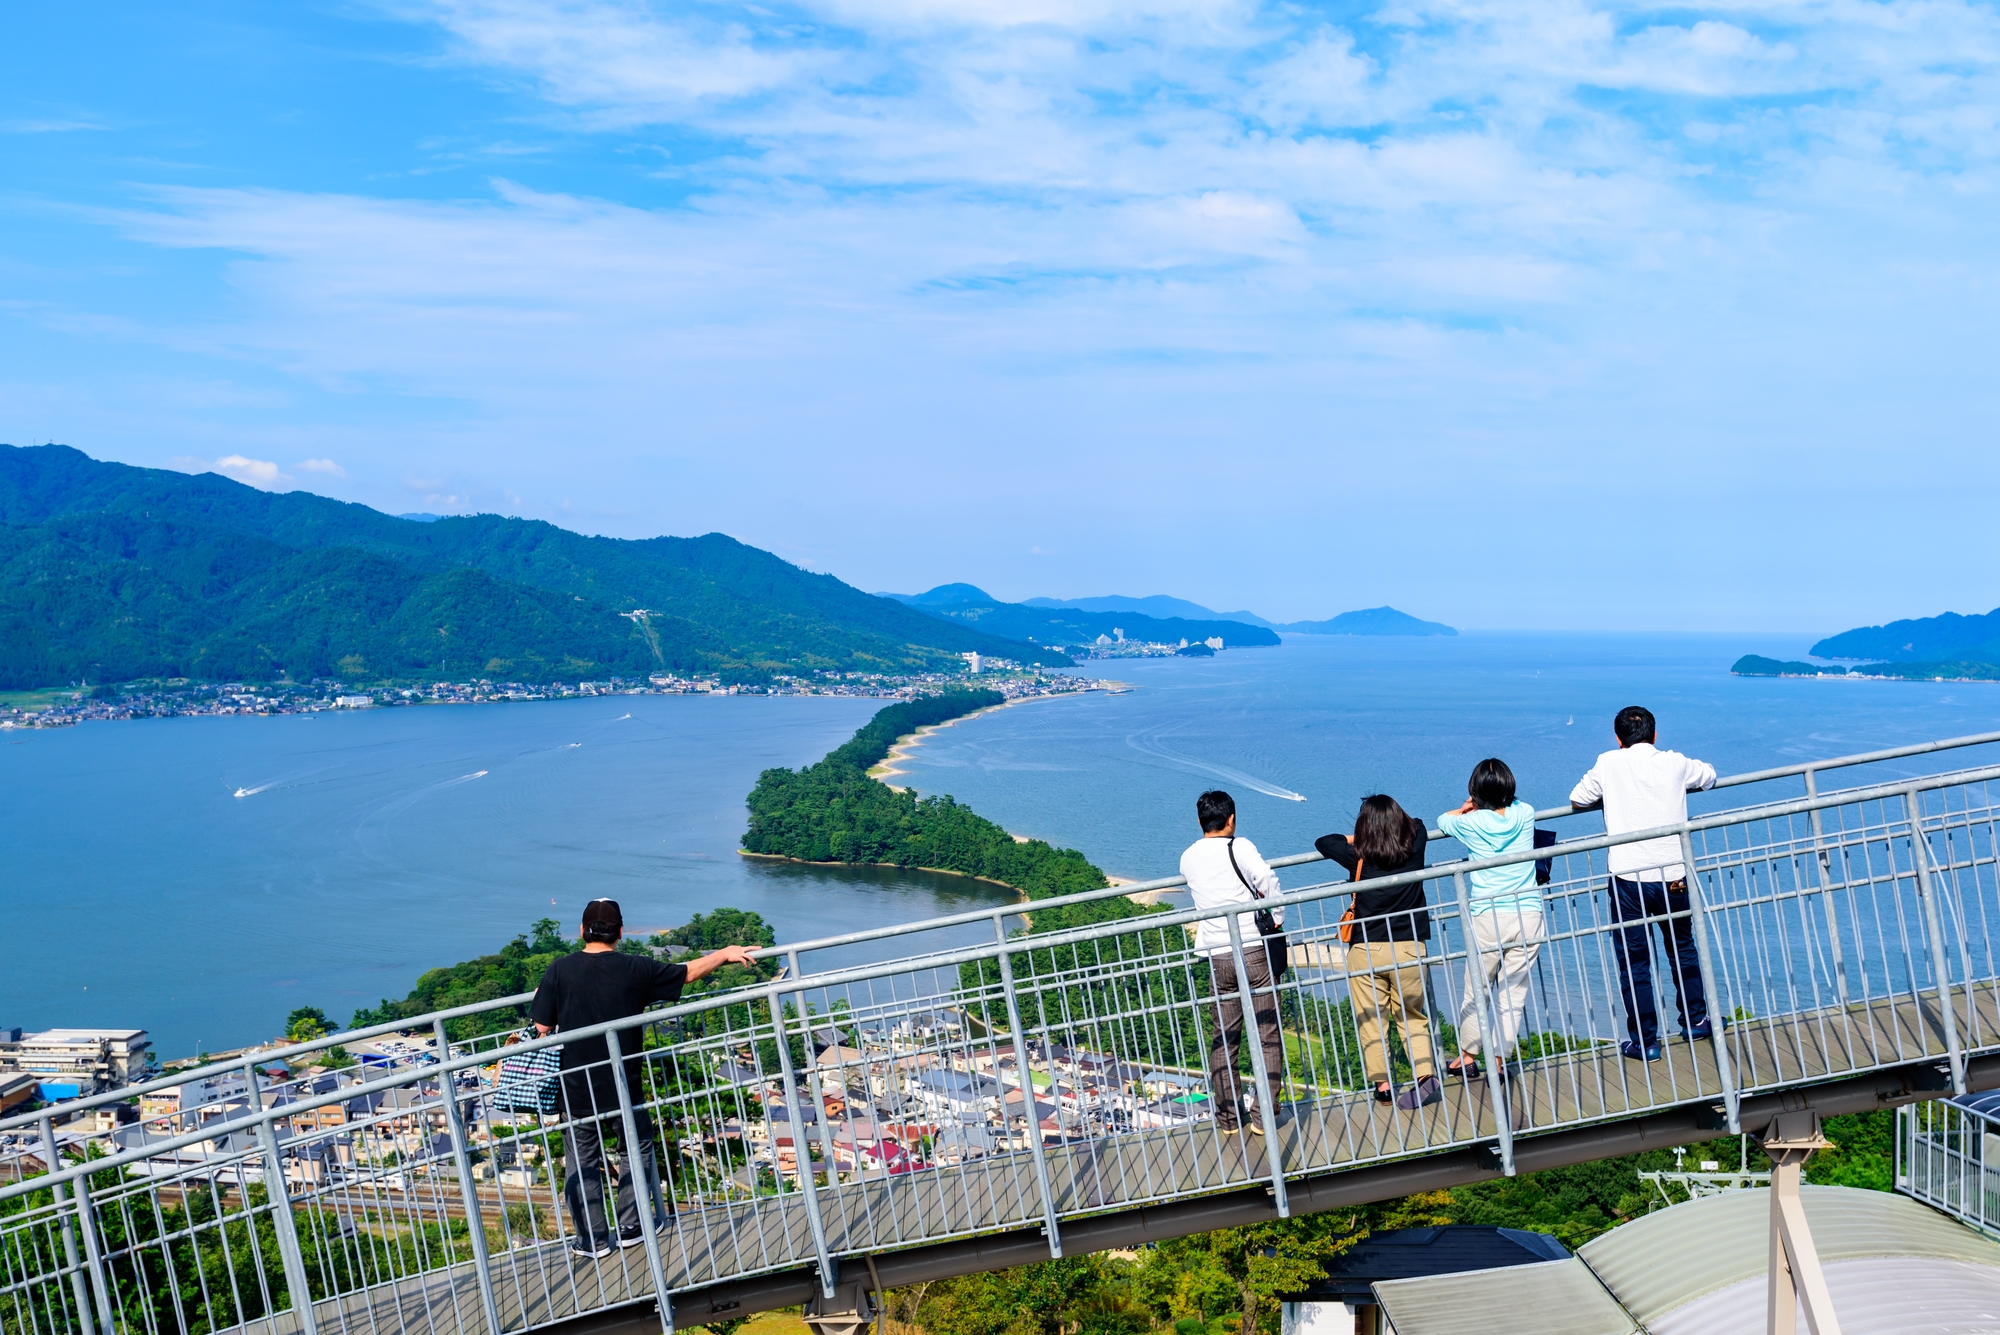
[
  {"x1": 1468, "y1": 758, "x2": 1516, "y2": 811},
  {"x1": 581, "y1": 898, "x2": 623, "y2": 944},
  {"x1": 1196, "y1": 789, "x2": 1236, "y2": 833},
  {"x1": 1615, "y1": 706, "x2": 1656, "y2": 747},
  {"x1": 1352, "y1": 795, "x2": 1416, "y2": 865}
]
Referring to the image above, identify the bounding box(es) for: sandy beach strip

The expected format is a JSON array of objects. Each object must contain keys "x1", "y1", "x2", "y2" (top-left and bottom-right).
[{"x1": 867, "y1": 688, "x2": 1082, "y2": 789}]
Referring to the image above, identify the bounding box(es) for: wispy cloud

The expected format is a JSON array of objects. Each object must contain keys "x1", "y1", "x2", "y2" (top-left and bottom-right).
[
  {"x1": 24, "y1": 0, "x2": 2000, "y2": 624},
  {"x1": 2, "y1": 117, "x2": 105, "y2": 134},
  {"x1": 169, "y1": 454, "x2": 288, "y2": 488}
]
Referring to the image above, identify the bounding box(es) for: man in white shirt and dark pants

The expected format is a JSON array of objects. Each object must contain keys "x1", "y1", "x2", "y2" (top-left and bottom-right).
[
  {"x1": 1180, "y1": 790, "x2": 1288, "y2": 1134},
  {"x1": 1569, "y1": 707, "x2": 1719, "y2": 1062}
]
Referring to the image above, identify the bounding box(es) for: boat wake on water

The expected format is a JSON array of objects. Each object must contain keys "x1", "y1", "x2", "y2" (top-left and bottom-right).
[{"x1": 1125, "y1": 726, "x2": 1307, "y2": 802}]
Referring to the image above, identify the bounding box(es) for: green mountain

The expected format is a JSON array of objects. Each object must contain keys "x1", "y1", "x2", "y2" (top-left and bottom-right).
[
  {"x1": 0, "y1": 445, "x2": 1069, "y2": 688},
  {"x1": 885, "y1": 584, "x2": 1280, "y2": 648},
  {"x1": 1812, "y1": 607, "x2": 2000, "y2": 663},
  {"x1": 1282, "y1": 606, "x2": 1457, "y2": 637}
]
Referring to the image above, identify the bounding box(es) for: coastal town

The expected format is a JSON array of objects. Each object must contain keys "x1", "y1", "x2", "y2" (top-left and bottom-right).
[
  {"x1": 0, "y1": 1004, "x2": 1228, "y2": 1202},
  {"x1": 0, "y1": 661, "x2": 1139, "y2": 730}
]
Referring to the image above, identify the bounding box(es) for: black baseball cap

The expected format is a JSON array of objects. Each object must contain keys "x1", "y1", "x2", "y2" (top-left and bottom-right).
[{"x1": 582, "y1": 898, "x2": 623, "y2": 930}]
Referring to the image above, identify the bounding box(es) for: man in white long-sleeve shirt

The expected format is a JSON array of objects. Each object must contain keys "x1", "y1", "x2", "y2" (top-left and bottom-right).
[
  {"x1": 1180, "y1": 790, "x2": 1287, "y2": 1134},
  {"x1": 1569, "y1": 706, "x2": 1719, "y2": 1061}
]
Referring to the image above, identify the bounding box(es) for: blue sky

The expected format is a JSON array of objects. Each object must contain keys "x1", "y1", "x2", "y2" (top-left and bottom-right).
[{"x1": 3, "y1": 0, "x2": 1997, "y2": 632}]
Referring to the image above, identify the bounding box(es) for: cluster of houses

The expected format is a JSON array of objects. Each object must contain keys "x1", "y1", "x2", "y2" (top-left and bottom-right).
[{"x1": 716, "y1": 1011, "x2": 1217, "y2": 1186}]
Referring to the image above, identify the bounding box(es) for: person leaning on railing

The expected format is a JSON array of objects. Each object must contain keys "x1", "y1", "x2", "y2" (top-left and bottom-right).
[
  {"x1": 1568, "y1": 705, "x2": 1718, "y2": 1063},
  {"x1": 1181, "y1": 789, "x2": 1292, "y2": 1135},
  {"x1": 530, "y1": 898, "x2": 757, "y2": 1258},
  {"x1": 1315, "y1": 796, "x2": 1439, "y2": 1110},
  {"x1": 1436, "y1": 759, "x2": 1543, "y2": 1081}
]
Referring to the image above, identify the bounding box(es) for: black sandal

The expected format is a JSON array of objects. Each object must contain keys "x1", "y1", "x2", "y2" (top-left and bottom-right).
[
  {"x1": 1445, "y1": 1058, "x2": 1481, "y2": 1080},
  {"x1": 1373, "y1": 1083, "x2": 1393, "y2": 1104}
]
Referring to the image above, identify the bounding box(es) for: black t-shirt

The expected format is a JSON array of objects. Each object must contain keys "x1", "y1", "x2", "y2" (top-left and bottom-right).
[
  {"x1": 528, "y1": 951, "x2": 688, "y2": 1110},
  {"x1": 1316, "y1": 820, "x2": 1431, "y2": 942}
]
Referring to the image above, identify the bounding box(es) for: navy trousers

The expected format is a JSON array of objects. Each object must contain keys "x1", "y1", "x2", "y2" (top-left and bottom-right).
[{"x1": 1610, "y1": 877, "x2": 1709, "y2": 1045}]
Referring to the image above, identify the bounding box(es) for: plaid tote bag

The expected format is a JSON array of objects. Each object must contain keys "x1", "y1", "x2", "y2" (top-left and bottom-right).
[{"x1": 493, "y1": 1030, "x2": 563, "y2": 1115}]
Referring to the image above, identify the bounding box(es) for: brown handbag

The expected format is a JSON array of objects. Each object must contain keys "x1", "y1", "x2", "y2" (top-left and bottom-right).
[{"x1": 1338, "y1": 854, "x2": 1363, "y2": 944}]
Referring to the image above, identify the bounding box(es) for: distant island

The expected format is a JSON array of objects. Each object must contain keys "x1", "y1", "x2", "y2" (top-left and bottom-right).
[
  {"x1": 0, "y1": 445, "x2": 1064, "y2": 690},
  {"x1": 1732, "y1": 655, "x2": 1847, "y2": 677},
  {"x1": 882, "y1": 585, "x2": 1279, "y2": 651},
  {"x1": 1021, "y1": 592, "x2": 1277, "y2": 629},
  {"x1": 891, "y1": 587, "x2": 1461, "y2": 641},
  {"x1": 1283, "y1": 606, "x2": 1458, "y2": 637},
  {"x1": 742, "y1": 690, "x2": 1151, "y2": 935},
  {"x1": 1736, "y1": 604, "x2": 2000, "y2": 683}
]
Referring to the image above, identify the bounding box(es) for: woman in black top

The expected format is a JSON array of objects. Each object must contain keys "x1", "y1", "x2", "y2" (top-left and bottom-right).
[{"x1": 1316, "y1": 796, "x2": 1439, "y2": 1110}]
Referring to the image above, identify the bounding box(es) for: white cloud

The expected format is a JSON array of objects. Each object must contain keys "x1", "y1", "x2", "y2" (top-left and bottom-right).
[
  {"x1": 297, "y1": 457, "x2": 347, "y2": 477},
  {"x1": 30, "y1": 0, "x2": 2000, "y2": 625},
  {"x1": 169, "y1": 454, "x2": 287, "y2": 488}
]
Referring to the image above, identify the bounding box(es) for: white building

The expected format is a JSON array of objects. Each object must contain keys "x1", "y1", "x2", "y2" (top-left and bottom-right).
[
  {"x1": 1, "y1": 1029, "x2": 152, "y2": 1099},
  {"x1": 334, "y1": 694, "x2": 374, "y2": 708}
]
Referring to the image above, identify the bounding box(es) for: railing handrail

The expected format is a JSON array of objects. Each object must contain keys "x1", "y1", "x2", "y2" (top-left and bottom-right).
[
  {"x1": 733, "y1": 727, "x2": 2000, "y2": 964},
  {"x1": 9, "y1": 729, "x2": 1997, "y2": 1147},
  {"x1": 9, "y1": 754, "x2": 1999, "y2": 1188},
  {"x1": 9, "y1": 730, "x2": 1997, "y2": 1144}
]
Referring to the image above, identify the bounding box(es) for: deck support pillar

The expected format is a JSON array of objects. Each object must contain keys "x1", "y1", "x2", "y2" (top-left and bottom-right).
[{"x1": 1760, "y1": 1112, "x2": 1842, "y2": 1335}]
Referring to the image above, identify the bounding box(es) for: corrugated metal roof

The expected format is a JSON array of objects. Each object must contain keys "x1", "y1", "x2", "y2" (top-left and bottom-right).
[
  {"x1": 1292, "y1": 1226, "x2": 1570, "y2": 1304},
  {"x1": 1374, "y1": 1258, "x2": 1638, "y2": 1335},
  {"x1": 1647, "y1": 1255, "x2": 2000, "y2": 1335},
  {"x1": 1578, "y1": 1185, "x2": 2000, "y2": 1325}
]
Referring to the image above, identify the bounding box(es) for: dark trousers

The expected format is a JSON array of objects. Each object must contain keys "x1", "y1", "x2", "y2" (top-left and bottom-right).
[
  {"x1": 1610, "y1": 877, "x2": 1709, "y2": 1045},
  {"x1": 563, "y1": 1101, "x2": 664, "y2": 1245},
  {"x1": 1206, "y1": 946, "x2": 1284, "y2": 1128}
]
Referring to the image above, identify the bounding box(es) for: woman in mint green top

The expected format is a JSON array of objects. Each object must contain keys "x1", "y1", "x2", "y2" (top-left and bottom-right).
[{"x1": 1437, "y1": 759, "x2": 1546, "y2": 1079}]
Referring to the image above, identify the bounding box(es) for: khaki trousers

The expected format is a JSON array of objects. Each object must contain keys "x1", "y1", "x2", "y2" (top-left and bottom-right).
[{"x1": 1345, "y1": 940, "x2": 1434, "y2": 1083}]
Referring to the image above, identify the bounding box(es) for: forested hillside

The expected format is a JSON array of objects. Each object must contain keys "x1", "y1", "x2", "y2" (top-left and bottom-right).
[
  {"x1": 0, "y1": 445, "x2": 1066, "y2": 687},
  {"x1": 1812, "y1": 605, "x2": 2000, "y2": 665}
]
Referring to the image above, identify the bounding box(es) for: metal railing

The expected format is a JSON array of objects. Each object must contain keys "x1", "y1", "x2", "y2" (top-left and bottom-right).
[
  {"x1": 7, "y1": 731, "x2": 2000, "y2": 1335},
  {"x1": 1899, "y1": 1091, "x2": 2000, "y2": 1236}
]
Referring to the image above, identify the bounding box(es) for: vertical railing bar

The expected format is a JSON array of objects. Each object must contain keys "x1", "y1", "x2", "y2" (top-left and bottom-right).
[
  {"x1": 38, "y1": 1116, "x2": 97, "y2": 1335},
  {"x1": 1450, "y1": 870, "x2": 1514, "y2": 1175},
  {"x1": 240, "y1": 1059, "x2": 317, "y2": 1335},
  {"x1": 1804, "y1": 769, "x2": 1851, "y2": 1005},
  {"x1": 993, "y1": 913, "x2": 1067, "y2": 1253},
  {"x1": 1678, "y1": 831, "x2": 1739, "y2": 1133},
  {"x1": 776, "y1": 949, "x2": 836, "y2": 1298},
  {"x1": 1220, "y1": 911, "x2": 1288, "y2": 1214},
  {"x1": 605, "y1": 1028, "x2": 675, "y2": 1335},
  {"x1": 1907, "y1": 789, "x2": 1968, "y2": 1095},
  {"x1": 433, "y1": 1019, "x2": 505, "y2": 1335}
]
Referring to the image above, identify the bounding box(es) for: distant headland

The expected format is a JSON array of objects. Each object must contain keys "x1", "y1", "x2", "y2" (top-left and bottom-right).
[{"x1": 1735, "y1": 604, "x2": 2000, "y2": 682}]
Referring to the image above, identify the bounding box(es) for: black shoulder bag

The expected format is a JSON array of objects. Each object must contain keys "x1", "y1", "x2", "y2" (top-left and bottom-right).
[{"x1": 1226, "y1": 838, "x2": 1289, "y2": 976}]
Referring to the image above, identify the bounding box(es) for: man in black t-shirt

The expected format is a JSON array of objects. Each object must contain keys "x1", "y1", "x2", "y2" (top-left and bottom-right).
[{"x1": 529, "y1": 898, "x2": 756, "y2": 1257}]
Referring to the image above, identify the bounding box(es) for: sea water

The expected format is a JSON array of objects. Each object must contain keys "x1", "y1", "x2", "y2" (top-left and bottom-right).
[
  {"x1": 5, "y1": 632, "x2": 1996, "y2": 1059},
  {"x1": 892, "y1": 632, "x2": 2000, "y2": 892},
  {"x1": 0, "y1": 696, "x2": 1022, "y2": 1058}
]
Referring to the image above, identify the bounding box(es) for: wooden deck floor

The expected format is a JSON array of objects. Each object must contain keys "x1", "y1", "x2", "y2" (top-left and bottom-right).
[{"x1": 284, "y1": 987, "x2": 1993, "y2": 1335}]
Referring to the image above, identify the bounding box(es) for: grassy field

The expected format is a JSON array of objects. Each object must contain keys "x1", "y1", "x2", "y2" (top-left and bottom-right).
[
  {"x1": 737, "y1": 1308, "x2": 811, "y2": 1335},
  {"x1": 0, "y1": 687, "x2": 82, "y2": 711}
]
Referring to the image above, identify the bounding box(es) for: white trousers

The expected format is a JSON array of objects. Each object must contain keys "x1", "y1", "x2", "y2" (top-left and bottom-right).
[{"x1": 1456, "y1": 909, "x2": 1546, "y2": 1059}]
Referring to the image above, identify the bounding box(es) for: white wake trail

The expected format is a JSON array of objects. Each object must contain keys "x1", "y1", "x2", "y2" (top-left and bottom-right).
[{"x1": 1125, "y1": 728, "x2": 1307, "y2": 802}]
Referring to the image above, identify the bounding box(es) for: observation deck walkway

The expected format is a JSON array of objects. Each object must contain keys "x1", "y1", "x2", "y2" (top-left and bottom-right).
[{"x1": 9, "y1": 732, "x2": 2000, "y2": 1335}]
